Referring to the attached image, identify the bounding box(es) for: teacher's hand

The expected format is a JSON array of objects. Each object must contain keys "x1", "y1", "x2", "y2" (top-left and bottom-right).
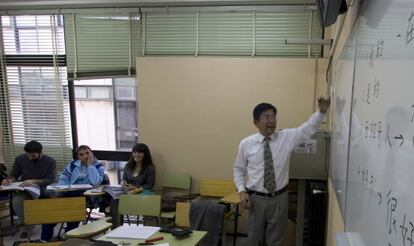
[
  {"x1": 239, "y1": 191, "x2": 251, "y2": 209},
  {"x1": 318, "y1": 96, "x2": 331, "y2": 113}
]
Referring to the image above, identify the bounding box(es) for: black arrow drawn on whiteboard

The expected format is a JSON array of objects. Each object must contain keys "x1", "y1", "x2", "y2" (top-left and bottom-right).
[{"x1": 394, "y1": 134, "x2": 404, "y2": 146}]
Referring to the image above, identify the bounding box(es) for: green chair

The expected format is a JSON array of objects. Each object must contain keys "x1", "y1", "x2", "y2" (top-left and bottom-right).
[
  {"x1": 118, "y1": 194, "x2": 161, "y2": 226},
  {"x1": 159, "y1": 171, "x2": 192, "y2": 220}
]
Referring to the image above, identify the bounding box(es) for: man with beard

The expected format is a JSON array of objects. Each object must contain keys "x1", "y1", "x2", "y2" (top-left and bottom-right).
[{"x1": 2, "y1": 140, "x2": 56, "y2": 236}]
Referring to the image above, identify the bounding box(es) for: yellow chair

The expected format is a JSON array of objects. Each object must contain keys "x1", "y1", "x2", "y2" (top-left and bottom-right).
[
  {"x1": 24, "y1": 197, "x2": 85, "y2": 225},
  {"x1": 24, "y1": 197, "x2": 111, "y2": 240},
  {"x1": 119, "y1": 194, "x2": 161, "y2": 226},
  {"x1": 199, "y1": 178, "x2": 237, "y2": 243},
  {"x1": 174, "y1": 202, "x2": 191, "y2": 228},
  {"x1": 199, "y1": 178, "x2": 236, "y2": 198}
]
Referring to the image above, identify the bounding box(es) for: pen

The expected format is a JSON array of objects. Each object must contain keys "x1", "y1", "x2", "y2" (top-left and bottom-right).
[
  {"x1": 145, "y1": 236, "x2": 163, "y2": 243},
  {"x1": 138, "y1": 243, "x2": 153, "y2": 245}
]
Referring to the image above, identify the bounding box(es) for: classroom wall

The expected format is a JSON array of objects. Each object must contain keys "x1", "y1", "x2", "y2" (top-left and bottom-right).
[
  {"x1": 325, "y1": 1, "x2": 361, "y2": 245},
  {"x1": 137, "y1": 56, "x2": 327, "y2": 191}
]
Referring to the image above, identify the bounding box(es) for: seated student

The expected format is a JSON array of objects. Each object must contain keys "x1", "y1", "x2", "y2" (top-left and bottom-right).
[
  {"x1": 111, "y1": 143, "x2": 156, "y2": 227},
  {"x1": 122, "y1": 143, "x2": 155, "y2": 191},
  {"x1": 58, "y1": 145, "x2": 104, "y2": 187},
  {"x1": 41, "y1": 145, "x2": 105, "y2": 241},
  {"x1": 1, "y1": 141, "x2": 56, "y2": 237}
]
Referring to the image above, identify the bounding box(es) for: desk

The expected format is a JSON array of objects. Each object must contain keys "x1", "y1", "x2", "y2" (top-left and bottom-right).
[
  {"x1": 220, "y1": 192, "x2": 241, "y2": 246},
  {"x1": 97, "y1": 230, "x2": 207, "y2": 246},
  {"x1": 83, "y1": 190, "x2": 107, "y2": 223}
]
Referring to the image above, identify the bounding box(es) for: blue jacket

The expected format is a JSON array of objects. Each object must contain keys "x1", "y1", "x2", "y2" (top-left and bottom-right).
[{"x1": 58, "y1": 159, "x2": 105, "y2": 186}]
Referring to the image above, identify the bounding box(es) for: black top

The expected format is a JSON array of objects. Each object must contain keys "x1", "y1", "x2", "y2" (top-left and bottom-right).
[
  {"x1": 122, "y1": 165, "x2": 155, "y2": 190},
  {"x1": 9, "y1": 154, "x2": 56, "y2": 187}
]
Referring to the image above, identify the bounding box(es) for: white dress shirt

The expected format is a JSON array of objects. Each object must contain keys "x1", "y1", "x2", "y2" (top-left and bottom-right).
[{"x1": 233, "y1": 111, "x2": 325, "y2": 193}]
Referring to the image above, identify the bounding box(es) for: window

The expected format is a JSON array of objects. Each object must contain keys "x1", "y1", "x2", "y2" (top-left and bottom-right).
[
  {"x1": 0, "y1": 15, "x2": 72, "y2": 171},
  {"x1": 116, "y1": 87, "x2": 136, "y2": 100},
  {"x1": 88, "y1": 87, "x2": 112, "y2": 99},
  {"x1": 74, "y1": 77, "x2": 137, "y2": 151}
]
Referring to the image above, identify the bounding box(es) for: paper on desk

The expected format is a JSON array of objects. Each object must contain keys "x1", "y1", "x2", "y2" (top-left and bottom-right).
[
  {"x1": 106, "y1": 224, "x2": 160, "y2": 239},
  {"x1": 154, "y1": 244, "x2": 169, "y2": 246},
  {"x1": 47, "y1": 184, "x2": 93, "y2": 190}
]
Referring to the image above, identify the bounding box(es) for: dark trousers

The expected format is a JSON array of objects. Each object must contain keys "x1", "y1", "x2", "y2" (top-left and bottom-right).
[
  {"x1": 41, "y1": 190, "x2": 83, "y2": 241},
  {"x1": 109, "y1": 197, "x2": 121, "y2": 228},
  {"x1": 41, "y1": 221, "x2": 79, "y2": 241}
]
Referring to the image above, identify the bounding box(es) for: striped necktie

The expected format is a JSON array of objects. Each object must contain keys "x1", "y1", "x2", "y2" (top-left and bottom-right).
[{"x1": 263, "y1": 137, "x2": 276, "y2": 193}]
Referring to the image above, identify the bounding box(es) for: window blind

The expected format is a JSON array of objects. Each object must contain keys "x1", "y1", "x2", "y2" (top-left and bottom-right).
[
  {"x1": 64, "y1": 7, "x2": 323, "y2": 77},
  {"x1": 198, "y1": 11, "x2": 253, "y2": 56},
  {"x1": 0, "y1": 15, "x2": 72, "y2": 173},
  {"x1": 141, "y1": 7, "x2": 323, "y2": 57},
  {"x1": 64, "y1": 12, "x2": 141, "y2": 79},
  {"x1": 144, "y1": 11, "x2": 196, "y2": 55}
]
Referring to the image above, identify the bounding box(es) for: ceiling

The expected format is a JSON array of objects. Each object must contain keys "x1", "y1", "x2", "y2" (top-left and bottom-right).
[{"x1": 0, "y1": 0, "x2": 316, "y2": 10}]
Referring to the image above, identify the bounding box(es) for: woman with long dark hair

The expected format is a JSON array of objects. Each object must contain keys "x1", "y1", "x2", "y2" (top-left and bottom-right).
[
  {"x1": 110, "y1": 143, "x2": 156, "y2": 227},
  {"x1": 122, "y1": 143, "x2": 155, "y2": 191}
]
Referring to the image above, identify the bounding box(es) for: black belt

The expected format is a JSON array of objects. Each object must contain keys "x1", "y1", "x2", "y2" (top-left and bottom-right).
[{"x1": 247, "y1": 185, "x2": 288, "y2": 197}]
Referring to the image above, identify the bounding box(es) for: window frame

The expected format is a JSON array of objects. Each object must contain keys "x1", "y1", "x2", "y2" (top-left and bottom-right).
[{"x1": 69, "y1": 76, "x2": 138, "y2": 158}]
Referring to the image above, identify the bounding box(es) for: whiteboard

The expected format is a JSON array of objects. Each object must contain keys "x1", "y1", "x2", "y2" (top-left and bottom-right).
[{"x1": 332, "y1": 0, "x2": 414, "y2": 245}]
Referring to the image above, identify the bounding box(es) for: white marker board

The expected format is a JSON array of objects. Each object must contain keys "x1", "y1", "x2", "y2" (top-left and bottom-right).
[{"x1": 331, "y1": 1, "x2": 414, "y2": 245}]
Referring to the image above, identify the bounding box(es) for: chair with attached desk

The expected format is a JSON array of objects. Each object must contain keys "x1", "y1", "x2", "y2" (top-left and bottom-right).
[
  {"x1": 96, "y1": 196, "x2": 207, "y2": 246},
  {"x1": 96, "y1": 202, "x2": 206, "y2": 246},
  {"x1": 23, "y1": 197, "x2": 112, "y2": 241},
  {"x1": 96, "y1": 227, "x2": 207, "y2": 246}
]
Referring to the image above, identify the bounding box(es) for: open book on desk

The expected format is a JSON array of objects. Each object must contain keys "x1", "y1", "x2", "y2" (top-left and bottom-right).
[
  {"x1": 102, "y1": 185, "x2": 125, "y2": 199},
  {"x1": 47, "y1": 184, "x2": 93, "y2": 191},
  {"x1": 0, "y1": 182, "x2": 40, "y2": 199}
]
